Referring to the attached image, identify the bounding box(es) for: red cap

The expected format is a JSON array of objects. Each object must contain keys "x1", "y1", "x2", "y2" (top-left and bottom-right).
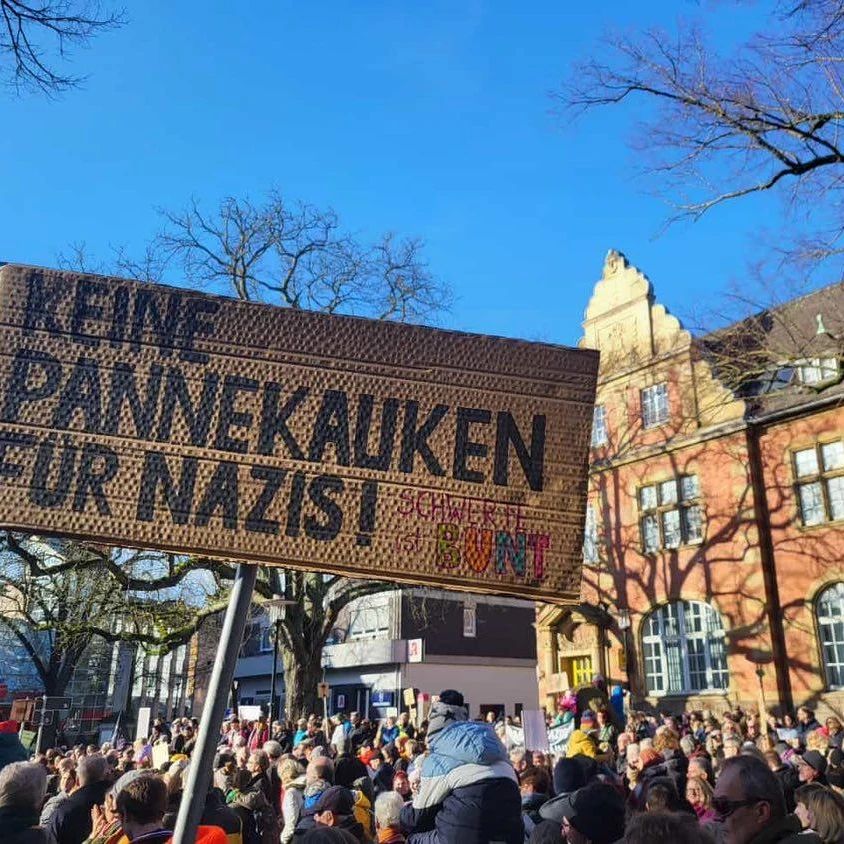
[{"x1": 0, "y1": 720, "x2": 19, "y2": 734}]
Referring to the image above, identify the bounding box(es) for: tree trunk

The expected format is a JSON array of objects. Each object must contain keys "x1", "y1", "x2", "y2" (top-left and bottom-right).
[{"x1": 281, "y1": 646, "x2": 324, "y2": 722}]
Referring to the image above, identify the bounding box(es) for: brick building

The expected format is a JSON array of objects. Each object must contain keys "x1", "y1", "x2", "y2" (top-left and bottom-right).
[{"x1": 537, "y1": 251, "x2": 844, "y2": 716}]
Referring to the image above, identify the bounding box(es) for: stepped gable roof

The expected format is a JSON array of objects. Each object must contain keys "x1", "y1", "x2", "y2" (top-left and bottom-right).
[{"x1": 698, "y1": 281, "x2": 844, "y2": 416}]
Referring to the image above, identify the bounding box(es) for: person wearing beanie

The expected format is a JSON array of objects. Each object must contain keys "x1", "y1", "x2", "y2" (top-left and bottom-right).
[
  {"x1": 0, "y1": 721, "x2": 27, "y2": 773},
  {"x1": 797, "y1": 750, "x2": 829, "y2": 785},
  {"x1": 399, "y1": 689, "x2": 523, "y2": 844},
  {"x1": 313, "y1": 786, "x2": 367, "y2": 844},
  {"x1": 551, "y1": 758, "x2": 586, "y2": 798}
]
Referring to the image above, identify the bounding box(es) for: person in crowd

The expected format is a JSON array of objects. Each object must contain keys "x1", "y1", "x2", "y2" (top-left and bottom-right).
[
  {"x1": 391, "y1": 771, "x2": 411, "y2": 803},
  {"x1": 797, "y1": 751, "x2": 829, "y2": 786},
  {"x1": 49, "y1": 754, "x2": 111, "y2": 844},
  {"x1": 713, "y1": 754, "x2": 821, "y2": 844},
  {"x1": 331, "y1": 716, "x2": 351, "y2": 757},
  {"x1": 400, "y1": 689, "x2": 523, "y2": 844},
  {"x1": 723, "y1": 736, "x2": 743, "y2": 761},
  {"x1": 521, "y1": 767, "x2": 551, "y2": 840},
  {"x1": 262, "y1": 741, "x2": 283, "y2": 814},
  {"x1": 595, "y1": 708, "x2": 616, "y2": 753},
  {"x1": 280, "y1": 757, "x2": 307, "y2": 844},
  {"x1": 624, "y1": 811, "x2": 713, "y2": 844},
  {"x1": 192, "y1": 765, "x2": 244, "y2": 844},
  {"x1": 294, "y1": 720, "x2": 310, "y2": 748},
  {"x1": 0, "y1": 761, "x2": 53, "y2": 844},
  {"x1": 539, "y1": 782, "x2": 625, "y2": 844},
  {"x1": 40, "y1": 757, "x2": 78, "y2": 826},
  {"x1": 615, "y1": 733, "x2": 631, "y2": 777},
  {"x1": 794, "y1": 782, "x2": 844, "y2": 844},
  {"x1": 685, "y1": 777, "x2": 717, "y2": 824},
  {"x1": 687, "y1": 756, "x2": 714, "y2": 786},
  {"x1": 643, "y1": 778, "x2": 694, "y2": 816},
  {"x1": 86, "y1": 768, "x2": 151, "y2": 844},
  {"x1": 229, "y1": 750, "x2": 279, "y2": 844},
  {"x1": 349, "y1": 714, "x2": 368, "y2": 755},
  {"x1": 0, "y1": 720, "x2": 28, "y2": 772},
  {"x1": 510, "y1": 749, "x2": 531, "y2": 778},
  {"x1": 377, "y1": 718, "x2": 400, "y2": 748},
  {"x1": 825, "y1": 718, "x2": 844, "y2": 751},
  {"x1": 112, "y1": 774, "x2": 172, "y2": 844},
  {"x1": 797, "y1": 708, "x2": 822, "y2": 748},
  {"x1": 313, "y1": 786, "x2": 367, "y2": 844},
  {"x1": 396, "y1": 714, "x2": 415, "y2": 741},
  {"x1": 161, "y1": 758, "x2": 188, "y2": 827},
  {"x1": 335, "y1": 749, "x2": 368, "y2": 792},
  {"x1": 374, "y1": 792, "x2": 406, "y2": 844}
]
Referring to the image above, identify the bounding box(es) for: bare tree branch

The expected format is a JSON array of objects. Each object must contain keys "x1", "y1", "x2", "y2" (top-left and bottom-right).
[
  {"x1": 558, "y1": 1, "x2": 844, "y2": 278},
  {"x1": 0, "y1": 1, "x2": 125, "y2": 95}
]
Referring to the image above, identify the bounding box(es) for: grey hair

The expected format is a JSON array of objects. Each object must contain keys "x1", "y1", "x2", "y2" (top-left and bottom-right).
[
  {"x1": 78, "y1": 754, "x2": 110, "y2": 786},
  {"x1": 374, "y1": 791, "x2": 404, "y2": 829},
  {"x1": 0, "y1": 762, "x2": 47, "y2": 810},
  {"x1": 721, "y1": 756, "x2": 786, "y2": 818},
  {"x1": 263, "y1": 740, "x2": 282, "y2": 759}
]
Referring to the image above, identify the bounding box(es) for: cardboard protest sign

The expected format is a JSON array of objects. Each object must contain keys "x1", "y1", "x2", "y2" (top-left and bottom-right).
[{"x1": 0, "y1": 265, "x2": 598, "y2": 603}]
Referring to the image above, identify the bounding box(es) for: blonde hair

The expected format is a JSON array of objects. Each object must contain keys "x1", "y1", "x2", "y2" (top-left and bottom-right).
[
  {"x1": 654, "y1": 729, "x2": 680, "y2": 753},
  {"x1": 806, "y1": 730, "x2": 830, "y2": 753},
  {"x1": 685, "y1": 776, "x2": 713, "y2": 810},
  {"x1": 796, "y1": 783, "x2": 844, "y2": 844},
  {"x1": 278, "y1": 757, "x2": 300, "y2": 786}
]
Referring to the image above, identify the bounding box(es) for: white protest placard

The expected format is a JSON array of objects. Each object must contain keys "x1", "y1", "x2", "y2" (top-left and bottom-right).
[
  {"x1": 135, "y1": 707, "x2": 151, "y2": 741},
  {"x1": 238, "y1": 705, "x2": 262, "y2": 722},
  {"x1": 152, "y1": 741, "x2": 169, "y2": 769},
  {"x1": 522, "y1": 710, "x2": 549, "y2": 752}
]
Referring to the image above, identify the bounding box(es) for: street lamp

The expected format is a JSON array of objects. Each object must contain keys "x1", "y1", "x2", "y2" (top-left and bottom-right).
[{"x1": 264, "y1": 598, "x2": 296, "y2": 726}]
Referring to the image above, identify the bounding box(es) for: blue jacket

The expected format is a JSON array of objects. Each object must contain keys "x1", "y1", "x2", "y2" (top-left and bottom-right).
[{"x1": 401, "y1": 721, "x2": 522, "y2": 844}]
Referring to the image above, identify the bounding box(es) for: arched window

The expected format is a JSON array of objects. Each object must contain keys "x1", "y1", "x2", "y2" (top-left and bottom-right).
[
  {"x1": 641, "y1": 601, "x2": 729, "y2": 695},
  {"x1": 817, "y1": 583, "x2": 844, "y2": 688}
]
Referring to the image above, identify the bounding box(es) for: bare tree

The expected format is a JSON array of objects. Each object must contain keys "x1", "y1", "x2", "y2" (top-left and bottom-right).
[
  {"x1": 140, "y1": 192, "x2": 451, "y2": 322},
  {"x1": 52, "y1": 191, "x2": 451, "y2": 718},
  {"x1": 0, "y1": 1, "x2": 124, "y2": 94},
  {"x1": 0, "y1": 533, "x2": 228, "y2": 696},
  {"x1": 559, "y1": 0, "x2": 844, "y2": 281}
]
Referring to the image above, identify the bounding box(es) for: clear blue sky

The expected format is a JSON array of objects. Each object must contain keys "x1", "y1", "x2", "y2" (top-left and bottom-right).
[{"x1": 1, "y1": 0, "x2": 785, "y2": 346}]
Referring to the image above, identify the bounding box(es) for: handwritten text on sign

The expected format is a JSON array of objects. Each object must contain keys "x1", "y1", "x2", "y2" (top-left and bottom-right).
[{"x1": 0, "y1": 265, "x2": 598, "y2": 602}]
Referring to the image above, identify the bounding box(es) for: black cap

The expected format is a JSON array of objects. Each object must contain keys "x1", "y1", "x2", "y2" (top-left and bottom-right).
[
  {"x1": 799, "y1": 750, "x2": 828, "y2": 775},
  {"x1": 552, "y1": 758, "x2": 586, "y2": 795},
  {"x1": 539, "y1": 783, "x2": 625, "y2": 844},
  {"x1": 439, "y1": 689, "x2": 464, "y2": 707},
  {"x1": 313, "y1": 785, "x2": 355, "y2": 817}
]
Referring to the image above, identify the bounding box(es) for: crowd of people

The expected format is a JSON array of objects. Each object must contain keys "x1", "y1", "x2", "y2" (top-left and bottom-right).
[{"x1": 1, "y1": 682, "x2": 844, "y2": 844}]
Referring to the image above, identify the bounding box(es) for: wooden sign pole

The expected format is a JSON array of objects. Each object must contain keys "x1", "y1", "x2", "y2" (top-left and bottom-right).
[{"x1": 172, "y1": 563, "x2": 257, "y2": 844}]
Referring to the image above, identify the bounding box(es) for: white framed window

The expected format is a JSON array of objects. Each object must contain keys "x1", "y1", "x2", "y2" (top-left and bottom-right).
[
  {"x1": 641, "y1": 383, "x2": 669, "y2": 428},
  {"x1": 583, "y1": 504, "x2": 598, "y2": 564},
  {"x1": 794, "y1": 441, "x2": 844, "y2": 526},
  {"x1": 638, "y1": 474, "x2": 703, "y2": 553},
  {"x1": 641, "y1": 600, "x2": 728, "y2": 695},
  {"x1": 348, "y1": 602, "x2": 390, "y2": 640},
  {"x1": 797, "y1": 357, "x2": 839, "y2": 386},
  {"x1": 463, "y1": 604, "x2": 477, "y2": 637},
  {"x1": 818, "y1": 583, "x2": 844, "y2": 689},
  {"x1": 591, "y1": 405, "x2": 608, "y2": 447}
]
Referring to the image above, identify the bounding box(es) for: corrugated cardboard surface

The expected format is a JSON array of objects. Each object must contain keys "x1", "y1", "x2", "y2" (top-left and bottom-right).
[{"x1": 0, "y1": 265, "x2": 598, "y2": 603}]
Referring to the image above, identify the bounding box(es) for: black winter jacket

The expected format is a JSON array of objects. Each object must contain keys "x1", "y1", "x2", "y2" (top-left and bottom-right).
[
  {"x1": 0, "y1": 732, "x2": 28, "y2": 771},
  {"x1": 401, "y1": 777, "x2": 523, "y2": 844},
  {"x1": 47, "y1": 780, "x2": 109, "y2": 844}
]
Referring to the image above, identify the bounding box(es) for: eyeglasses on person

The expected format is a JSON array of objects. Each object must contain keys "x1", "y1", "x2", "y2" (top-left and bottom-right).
[{"x1": 712, "y1": 796, "x2": 766, "y2": 818}]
